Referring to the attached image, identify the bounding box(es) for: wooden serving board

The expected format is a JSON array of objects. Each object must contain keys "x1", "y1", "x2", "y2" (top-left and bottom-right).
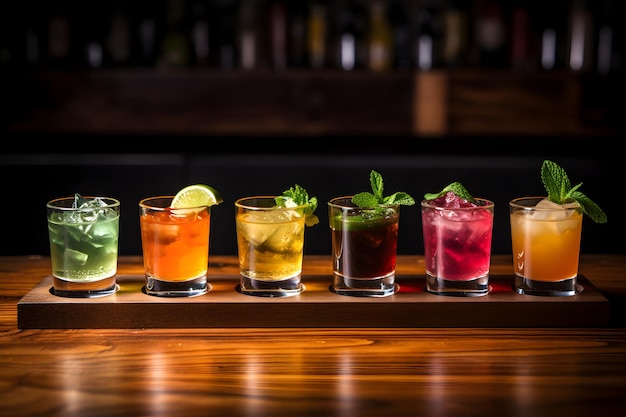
[{"x1": 17, "y1": 274, "x2": 609, "y2": 329}]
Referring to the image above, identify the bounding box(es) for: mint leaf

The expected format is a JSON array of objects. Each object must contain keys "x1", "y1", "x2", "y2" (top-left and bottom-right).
[
  {"x1": 304, "y1": 213, "x2": 320, "y2": 227},
  {"x1": 570, "y1": 191, "x2": 607, "y2": 224},
  {"x1": 275, "y1": 184, "x2": 319, "y2": 227},
  {"x1": 352, "y1": 192, "x2": 379, "y2": 208},
  {"x1": 370, "y1": 170, "x2": 384, "y2": 201},
  {"x1": 541, "y1": 160, "x2": 607, "y2": 224},
  {"x1": 424, "y1": 182, "x2": 475, "y2": 202},
  {"x1": 351, "y1": 170, "x2": 415, "y2": 208},
  {"x1": 541, "y1": 160, "x2": 572, "y2": 203},
  {"x1": 384, "y1": 191, "x2": 414, "y2": 206}
]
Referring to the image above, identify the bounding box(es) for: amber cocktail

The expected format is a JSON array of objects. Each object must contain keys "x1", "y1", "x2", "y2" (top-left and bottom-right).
[
  {"x1": 139, "y1": 196, "x2": 211, "y2": 297},
  {"x1": 510, "y1": 196, "x2": 583, "y2": 296}
]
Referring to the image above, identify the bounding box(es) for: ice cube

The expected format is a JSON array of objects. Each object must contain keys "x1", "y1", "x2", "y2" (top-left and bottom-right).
[
  {"x1": 431, "y1": 191, "x2": 479, "y2": 209},
  {"x1": 262, "y1": 209, "x2": 296, "y2": 223},
  {"x1": 535, "y1": 198, "x2": 564, "y2": 210},
  {"x1": 264, "y1": 225, "x2": 290, "y2": 252},
  {"x1": 91, "y1": 220, "x2": 117, "y2": 240},
  {"x1": 63, "y1": 248, "x2": 88, "y2": 266},
  {"x1": 63, "y1": 207, "x2": 98, "y2": 224},
  {"x1": 555, "y1": 217, "x2": 581, "y2": 234},
  {"x1": 239, "y1": 212, "x2": 273, "y2": 247},
  {"x1": 532, "y1": 198, "x2": 579, "y2": 221},
  {"x1": 283, "y1": 209, "x2": 303, "y2": 221},
  {"x1": 241, "y1": 210, "x2": 303, "y2": 251},
  {"x1": 154, "y1": 223, "x2": 180, "y2": 245},
  {"x1": 171, "y1": 208, "x2": 203, "y2": 220}
]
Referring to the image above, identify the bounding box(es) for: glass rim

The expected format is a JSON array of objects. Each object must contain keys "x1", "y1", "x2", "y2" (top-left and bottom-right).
[
  {"x1": 328, "y1": 196, "x2": 355, "y2": 208},
  {"x1": 139, "y1": 196, "x2": 211, "y2": 211},
  {"x1": 235, "y1": 196, "x2": 308, "y2": 210},
  {"x1": 328, "y1": 195, "x2": 401, "y2": 210},
  {"x1": 47, "y1": 196, "x2": 120, "y2": 210},
  {"x1": 509, "y1": 196, "x2": 580, "y2": 210},
  {"x1": 421, "y1": 197, "x2": 494, "y2": 210}
]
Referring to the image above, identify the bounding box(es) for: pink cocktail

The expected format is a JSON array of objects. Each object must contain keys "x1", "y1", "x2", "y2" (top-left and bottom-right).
[{"x1": 421, "y1": 192, "x2": 494, "y2": 296}]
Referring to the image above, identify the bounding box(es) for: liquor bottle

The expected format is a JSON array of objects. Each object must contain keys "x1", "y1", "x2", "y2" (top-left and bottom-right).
[
  {"x1": 238, "y1": 0, "x2": 259, "y2": 70},
  {"x1": 287, "y1": 2, "x2": 308, "y2": 68},
  {"x1": 46, "y1": 0, "x2": 73, "y2": 68},
  {"x1": 105, "y1": 2, "x2": 132, "y2": 67},
  {"x1": 268, "y1": 0, "x2": 288, "y2": 70},
  {"x1": 367, "y1": 0, "x2": 393, "y2": 72},
  {"x1": 595, "y1": 0, "x2": 618, "y2": 75},
  {"x1": 135, "y1": 0, "x2": 161, "y2": 67},
  {"x1": 333, "y1": 1, "x2": 358, "y2": 71},
  {"x1": 18, "y1": 3, "x2": 47, "y2": 68},
  {"x1": 351, "y1": 1, "x2": 368, "y2": 70},
  {"x1": 388, "y1": 0, "x2": 411, "y2": 71},
  {"x1": 567, "y1": 0, "x2": 594, "y2": 73},
  {"x1": 414, "y1": 6, "x2": 439, "y2": 71},
  {"x1": 440, "y1": 0, "x2": 468, "y2": 68},
  {"x1": 80, "y1": 1, "x2": 106, "y2": 68},
  {"x1": 308, "y1": 1, "x2": 327, "y2": 69},
  {"x1": 535, "y1": 0, "x2": 567, "y2": 71},
  {"x1": 509, "y1": 1, "x2": 533, "y2": 71},
  {"x1": 189, "y1": 0, "x2": 211, "y2": 67},
  {"x1": 216, "y1": 0, "x2": 237, "y2": 69},
  {"x1": 25, "y1": 23, "x2": 43, "y2": 68},
  {"x1": 471, "y1": 0, "x2": 508, "y2": 68},
  {"x1": 157, "y1": 0, "x2": 190, "y2": 68}
]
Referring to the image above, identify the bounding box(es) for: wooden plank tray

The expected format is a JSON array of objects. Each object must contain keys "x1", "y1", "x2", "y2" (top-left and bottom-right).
[{"x1": 17, "y1": 274, "x2": 609, "y2": 329}]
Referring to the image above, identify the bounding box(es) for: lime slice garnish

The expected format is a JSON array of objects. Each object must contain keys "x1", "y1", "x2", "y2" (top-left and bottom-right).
[{"x1": 171, "y1": 184, "x2": 223, "y2": 208}]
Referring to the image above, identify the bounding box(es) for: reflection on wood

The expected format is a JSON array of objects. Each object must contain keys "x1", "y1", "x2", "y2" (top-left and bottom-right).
[{"x1": 1, "y1": 254, "x2": 626, "y2": 417}]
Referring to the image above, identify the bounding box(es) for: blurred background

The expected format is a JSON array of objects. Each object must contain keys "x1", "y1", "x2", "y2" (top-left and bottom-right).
[{"x1": 1, "y1": 0, "x2": 623, "y2": 257}]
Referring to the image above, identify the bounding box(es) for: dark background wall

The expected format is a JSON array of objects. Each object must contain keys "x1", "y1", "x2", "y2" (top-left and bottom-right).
[
  {"x1": 1, "y1": 1, "x2": 623, "y2": 262},
  {"x1": 1, "y1": 137, "x2": 620, "y2": 258}
]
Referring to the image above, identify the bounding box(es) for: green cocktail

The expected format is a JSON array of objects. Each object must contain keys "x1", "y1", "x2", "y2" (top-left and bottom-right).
[{"x1": 47, "y1": 194, "x2": 120, "y2": 298}]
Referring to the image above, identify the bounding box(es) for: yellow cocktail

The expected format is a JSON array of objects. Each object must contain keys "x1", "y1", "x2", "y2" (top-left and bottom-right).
[{"x1": 235, "y1": 196, "x2": 307, "y2": 296}]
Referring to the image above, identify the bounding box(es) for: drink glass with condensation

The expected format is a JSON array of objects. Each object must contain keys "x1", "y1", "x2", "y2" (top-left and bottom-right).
[
  {"x1": 509, "y1": 196, "x2": 583, "y2": 296},
  {"x1": 421, "y1": 195, "x2": 494, "y2": 296},
  {"x1": 139, "y1": 196, "x2": 212, "y2": 297},
  {"x1": 328, "y1": 196, "x2": 400, "y2": 297},
  {"x1": 47, "y1": 195, "x2": 120, "y2": 298},
  {"x1": 235, "y1": 196, "x2": 307, "y2": 297}
]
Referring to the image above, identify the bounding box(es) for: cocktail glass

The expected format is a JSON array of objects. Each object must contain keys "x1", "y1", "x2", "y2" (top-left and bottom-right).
[
  {"x1": 509, "y1": 196, "x2": 583, "y2": 296},
  {"x1": 421, "y1": 196, "x2": 494, "y2": 296},
  {"x1": 328, "y1": 196, "x2": 400, "y2": 297},
  {"x1": 47, "y1": 195, "x2": 120, "y2": 298},
  {"x1": 235, "y1": 196, "x2": 307, "y2": 297},
  {"x1": 139, "y1": 196, "x2": 212, "y2": 297}
]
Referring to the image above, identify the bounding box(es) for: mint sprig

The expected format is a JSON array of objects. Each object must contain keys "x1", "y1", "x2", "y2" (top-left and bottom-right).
[
  {"x1": 352, "y1": 170, "x2": 415, "y2": 209},
  {"x1": 275, "y1": 184, "x2": 319, "y2": 227},
  {"x1": 424, "y1": 182, "x2": 475, "y2": 202},
  {"x1": 541, "y1": 160, "x2": 607, "y2": 224}
]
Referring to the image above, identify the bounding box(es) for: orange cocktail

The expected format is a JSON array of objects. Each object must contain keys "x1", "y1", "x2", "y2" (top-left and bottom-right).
[
  {"x1": 510, "y1": 160, "x2": 606, "y2": 297},
  {"x1": 139, "y1": 196, "x2": 211, "y2": 296},
  {"x1": 509, "y1": 197, "x2": 582, "y2": 295}
]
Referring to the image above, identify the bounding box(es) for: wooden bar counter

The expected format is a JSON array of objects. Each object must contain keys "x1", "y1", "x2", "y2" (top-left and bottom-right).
[{"x1": 1, "y1": 254, "x2": 626, "y2": 417}]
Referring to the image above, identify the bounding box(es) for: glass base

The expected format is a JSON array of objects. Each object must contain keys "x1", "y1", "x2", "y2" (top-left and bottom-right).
[
  {"x1": 51, "y1": 275, "x2": 118, "y2": 298},
  {"x1": 144, "y1": 275, "x2": 209, "y2": 297},
  {"x1": 515, "y1": 275, "x2": 582, "y2": 296},
  {"x1": 331, "y1": 273, "x2": 397, "y2": 297},
  {"x1": 425, "y1": 274, "x2": 490, "y2": 297},
  {"x1": 238, "y1": 275, "x2": 304, "y2": 297}
]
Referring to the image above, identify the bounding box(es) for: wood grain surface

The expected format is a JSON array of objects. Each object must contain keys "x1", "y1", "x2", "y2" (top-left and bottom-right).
[{"x1": 2, "y1": 254, "x2": 626, "y2": 417}]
